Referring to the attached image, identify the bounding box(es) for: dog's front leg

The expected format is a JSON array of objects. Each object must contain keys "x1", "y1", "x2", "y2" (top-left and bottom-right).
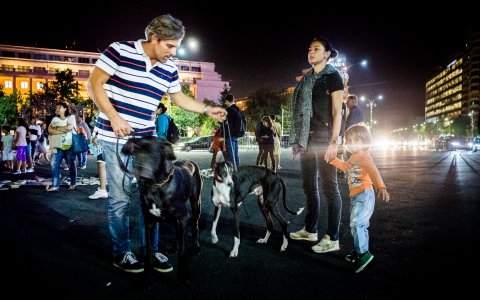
[
  {"x1": 229, "y1": 208, "x2": 241, "y2": 257},
  {"x1": 211, "y1": 205, "x2": 222, "y2": 244},
  {"x1": 176, "y1": 218, "x2": 189, "y2": 283}
]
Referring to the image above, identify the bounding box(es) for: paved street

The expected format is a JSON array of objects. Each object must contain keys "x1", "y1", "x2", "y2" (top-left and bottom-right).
[{"x1": 1, "y1": 148, "x2": 479, "y2": 299}]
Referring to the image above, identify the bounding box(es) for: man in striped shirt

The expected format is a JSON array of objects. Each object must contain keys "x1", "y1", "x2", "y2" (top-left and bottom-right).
[{"x1": 87, "y1": 14, "x2": 226, "y2": 274}]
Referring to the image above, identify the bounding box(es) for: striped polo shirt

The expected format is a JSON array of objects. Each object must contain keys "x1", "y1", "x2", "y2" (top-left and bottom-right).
[{"x1": 93, "y1": 40, "x2": 181, "y2": 144}]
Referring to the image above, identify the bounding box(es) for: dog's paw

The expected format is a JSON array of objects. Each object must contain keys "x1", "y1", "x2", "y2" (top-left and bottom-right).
[
  {"x1": 229, "y1": 250, "x2": 238, "y2": 257},
  {"x1": 211, "y1": 234, "x2": 219, "y2": 244},
  {"x1": 256, "y1": 238, "x2": 268, "y2": 244}
]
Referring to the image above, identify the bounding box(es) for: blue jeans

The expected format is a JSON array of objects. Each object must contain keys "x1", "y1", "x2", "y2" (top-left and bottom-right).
[
  {"x1": 225, "y1": 137, "x2": 239, "y2": 168},
  {"x1": 300, "y1": 142, "x2": 342, "y2": 240},
  {"x1": 50, "y1": 147, "x2": 77, "y2": 188},
  {"x1": 350, "y1": 189, "x2": 375, "y2": 254},
  {"x1": 77, "y1": 151, "x2": 87, "y2": 167},
  {"x1": 99, "y1": 140, "x2": 158, "y2": 257}
]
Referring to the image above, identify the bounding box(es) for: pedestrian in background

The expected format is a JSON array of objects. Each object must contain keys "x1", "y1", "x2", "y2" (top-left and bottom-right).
[
  {"x1": 155, "y1": 102, "x2": 169, "y2": 140},
  {"x1": 86, "y1": 14, "x2": 226, "y2": 274},
  {"x1": 289, "y1": 36, "x2": 344, "y2": 254},
  {"x1": 328, "y1": 123, "x2": 390, "y2": 273},
  {"x1": 270, "y1": 114, "x2": 282, "y2": 170}
]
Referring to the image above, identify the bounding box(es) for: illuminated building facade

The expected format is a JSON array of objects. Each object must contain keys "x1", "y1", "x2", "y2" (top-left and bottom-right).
[
  {"x1": 425, "y1": 32, "x2": 480, "y2": 134},
  {"x1": 0, "y1": 44, "x2": 229, "y2": 103}
]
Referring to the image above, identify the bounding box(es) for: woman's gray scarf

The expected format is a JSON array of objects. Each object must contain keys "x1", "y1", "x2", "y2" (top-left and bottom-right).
[{"x1": 289, "y1": 64, "x2": 337, "y2": 148}]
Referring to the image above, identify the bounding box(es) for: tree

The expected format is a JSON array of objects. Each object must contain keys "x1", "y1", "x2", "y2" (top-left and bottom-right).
[
  {"x1": 451, "y1": 115, "x2": 471, "y2": 137},
  {"x1": 244, "y1": 87, "x2": 290, "y2": 133},
  {"x1": 0, "y1": 90, "x2": 22, "y2": 129}
]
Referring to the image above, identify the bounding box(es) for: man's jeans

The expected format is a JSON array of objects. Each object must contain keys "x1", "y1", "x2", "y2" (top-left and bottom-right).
[
  {"x1": 300, "y1": 142, "x2": 342, "y2": 240},
  {"x1": 100, "y1": 140, "x2": 159, "y2": 257},
  {"x1": 225, "y1": 137, "x2": 239, "y2": 168},
  {"x1": 350, "y1": 189, "x2": 375, "y2": 254}
]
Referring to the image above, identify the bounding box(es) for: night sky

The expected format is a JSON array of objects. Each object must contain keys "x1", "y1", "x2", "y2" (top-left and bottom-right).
[{"x1": 1, "y1": 1, "x2": 477, "y2": 133}]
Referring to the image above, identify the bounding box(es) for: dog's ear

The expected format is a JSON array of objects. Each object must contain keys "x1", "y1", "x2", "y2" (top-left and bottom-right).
[
  {"x1": 121, "y1": 138, "x2": 137, "y2": 155},
  {"x1": 162, "y1": 141, "x2": 177, "y2": 161}
]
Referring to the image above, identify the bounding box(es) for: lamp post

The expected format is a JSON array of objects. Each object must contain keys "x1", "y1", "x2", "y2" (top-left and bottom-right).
[
  {"x1": 360, "y1": 95, "x2": 383, "y2": 129},
  {"x1": 340, "y1": 60, "x2": 368, "y2": 86}
]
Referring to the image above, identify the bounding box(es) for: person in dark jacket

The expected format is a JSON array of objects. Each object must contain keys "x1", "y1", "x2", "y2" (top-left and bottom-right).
[{"x1": 220, "y1": 94, "x2": 241, "y2": 168}]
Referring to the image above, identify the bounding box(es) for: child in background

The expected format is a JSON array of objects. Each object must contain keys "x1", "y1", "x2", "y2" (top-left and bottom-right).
[
  {"x1": 327, "y1": 123, "x2": 390, "y2": 273},
  {"x1": 1, "y1": 126, "x2": 14, "y2": 172}
]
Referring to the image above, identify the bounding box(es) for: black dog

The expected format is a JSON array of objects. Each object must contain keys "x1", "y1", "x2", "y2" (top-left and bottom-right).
[
  {"x1": 121, "y1": 136, "x2": 203, "y2": 281},
  {"x1": 211, "y1": 161, "x2": 304, "y2": 257}
]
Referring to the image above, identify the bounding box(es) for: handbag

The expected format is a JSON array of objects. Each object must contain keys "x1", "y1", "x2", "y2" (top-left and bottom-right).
[
  {"x1": 72, "y1": 131, "x2": 89, "y2": 154},
  {"x1": 48, "y1": 133, "x2": 64, "y2": 149}
]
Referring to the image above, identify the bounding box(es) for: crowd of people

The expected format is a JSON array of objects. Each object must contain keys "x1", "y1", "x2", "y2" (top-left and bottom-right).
[{"x1": 0, "y1": 16, "x2": 390, "y2": 275}]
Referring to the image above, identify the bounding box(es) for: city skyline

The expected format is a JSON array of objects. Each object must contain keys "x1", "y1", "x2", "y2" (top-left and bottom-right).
[{"x1": 1, "y1": 2, "x2": 477, "y2": 132}]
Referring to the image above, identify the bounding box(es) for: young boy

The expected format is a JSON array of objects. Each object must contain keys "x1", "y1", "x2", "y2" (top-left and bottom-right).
[
  {"x1": 1, "y1": 126, "x2": 14, "y2": 172},
  {"x1": 328, "y1": 123, "x2": 390, "y2": 273}
]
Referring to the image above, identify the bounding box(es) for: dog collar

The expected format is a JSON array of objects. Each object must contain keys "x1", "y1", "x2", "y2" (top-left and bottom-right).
[{"x1": 152, "y1": 166, "x2": 175, "y2": 188}]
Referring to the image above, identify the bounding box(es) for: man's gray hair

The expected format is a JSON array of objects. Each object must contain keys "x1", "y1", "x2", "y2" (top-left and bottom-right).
[{"x1": 145, "y1": 14, "x2": 185, "y2": 41}]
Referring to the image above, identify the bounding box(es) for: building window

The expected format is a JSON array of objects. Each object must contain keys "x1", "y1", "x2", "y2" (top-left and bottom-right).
[
  {"x1": 92, "y1": 58, "x2": 98, "y2": 64},
  {"x1": 2, "y1": 64, "x2": 14, "y2": 71},
  {"x1": 33, "y1": 53, "x2": 47, "y2": 60},
  {"x1": 36, "y1": 82, "x2": 44, "y2": 90},
  {"x1": 1, "y1": 51, "x2": 15, "y2": 57},
  {"x1": 49, "y1": 55, "x2": 62, "y2": 61},
  {"x1": 78, "y1": 57, "x2": 90, "y2": 63},
  {"x1": 180, "y1": 66, "x2": 190, "y2": 71},
  {"x1": 191, "y1": 67, "x2": 201, "y2": 72},
  {"x1": 64, "y1": 56, "x2": 77, "y2": 62},
  {"x1": 18, "y1": 52, "x2": 31, "y2": 59},
  {"x1": 4, "y1": 80, "x2": 12, "y2": 88},
  {"x1": 17, "y1": 66, "x2": 30, "y2": 73},
  {"x1": 20, "y1": 81, "x2": 28, "y2": 89}
]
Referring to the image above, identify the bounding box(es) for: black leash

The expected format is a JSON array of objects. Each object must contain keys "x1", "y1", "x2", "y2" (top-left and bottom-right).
[{"x1": 115, "y1": 136, "x2": 139, "y2": 196}]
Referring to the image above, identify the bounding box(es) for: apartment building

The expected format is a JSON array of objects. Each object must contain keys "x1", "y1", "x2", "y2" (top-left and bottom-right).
[
  {"x1": 0, "y1": 44, "x2": 229, "y2": 103},
  {"x1": 425, "y1": 32, "x2": 479, "y2": 134}
]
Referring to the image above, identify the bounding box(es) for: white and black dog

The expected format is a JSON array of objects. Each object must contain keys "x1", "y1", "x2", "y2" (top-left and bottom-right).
[
  {"x1": 121, "y1": 136, "x2": 203, "y2": 282},
  {"x1": 211, "y1": 161, "x2": 304, "y2": 257}
]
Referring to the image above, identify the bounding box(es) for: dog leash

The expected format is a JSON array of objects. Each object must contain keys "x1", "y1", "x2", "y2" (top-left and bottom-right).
[{"x1": 115, "y1": 136, "x2": 139, "y2": 196}]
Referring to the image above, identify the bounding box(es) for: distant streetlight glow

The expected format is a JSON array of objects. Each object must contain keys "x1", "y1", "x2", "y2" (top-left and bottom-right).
[{"x1": 360, "y1": 95, "x2": 383, "y2": 129}]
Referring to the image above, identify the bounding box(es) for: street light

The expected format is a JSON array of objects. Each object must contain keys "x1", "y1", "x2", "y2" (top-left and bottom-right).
[
  {"x1": 341, "y1": 60, "x2": 368, "y2": 88},
  {"x1": 360, "y1": 95, "x2": 383, "y2": 129}
]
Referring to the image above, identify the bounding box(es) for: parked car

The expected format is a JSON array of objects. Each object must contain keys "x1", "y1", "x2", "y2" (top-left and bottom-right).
[
  {"x1": 280, "y1": 135, "x2": 290, "y2": 148},
  {"x1": 176, "y1": 135, "x2": 213, "y2": 152}
]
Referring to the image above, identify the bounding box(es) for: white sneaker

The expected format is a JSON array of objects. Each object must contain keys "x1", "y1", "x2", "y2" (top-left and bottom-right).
[
  {"x1": 311, "y1": 234, "x2": 340, "y2": 253},
  {"x1": 289, "y1": 227, "x2": 318, "y2": 241},
  {"x1": 26, "y1": 168, "x2": 34, "y2": 173},
  {"x1": 89, "y1": 188, "x2": 108, "y2": 199}
]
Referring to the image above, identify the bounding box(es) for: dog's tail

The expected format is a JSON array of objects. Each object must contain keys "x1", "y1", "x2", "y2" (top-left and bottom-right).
[{"x1": 280, "y1": 178, "x2": 304, "y2": 216}]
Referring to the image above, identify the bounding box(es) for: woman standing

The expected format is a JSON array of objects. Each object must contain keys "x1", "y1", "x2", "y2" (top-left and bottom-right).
[
  {"x1": 289, "y1": 37, "x2": 344, "y2": 253},
  {"x1": 47, "y1": 102, "x2": 77, "y2": 192}
]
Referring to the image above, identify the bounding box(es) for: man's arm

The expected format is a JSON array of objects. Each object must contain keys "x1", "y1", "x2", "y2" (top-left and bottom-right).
[
  {"x1": 87, "y1": 67, "x2": 133, "y2": 137},
  {"x1": 169, "y1": 91, "x2": 226, "y2": 122}
]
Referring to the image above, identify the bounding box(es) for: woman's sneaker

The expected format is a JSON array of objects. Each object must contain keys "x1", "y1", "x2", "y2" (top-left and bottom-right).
[
  {"x1": 89, "y1": 188, "x2": 108, "y2": 199},
  {"x1": 113, "y1": 251, "x2": 144, "y2": 273},
  {"x1": 289, "y1": 227, "x2": 318, "y2": 241},
  {"x1": 311, "y1": 234, "x2": 340, "y2": 253}
]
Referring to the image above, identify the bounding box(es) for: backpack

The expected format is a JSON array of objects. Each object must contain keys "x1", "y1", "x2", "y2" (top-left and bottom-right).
[
  {"x1": 166, "y1": 116, "x2": 180, "y2": 144},
  {"x1": 231, "y1": 106, "x2": 247, "y2": 138}
]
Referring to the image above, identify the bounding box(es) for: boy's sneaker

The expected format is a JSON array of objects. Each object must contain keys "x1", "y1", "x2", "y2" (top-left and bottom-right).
[
  {"x1": 345, "y1": 250, "x2": 358, "y2": 262},
  {"x1": 89, "y1": 188, "x2": 108, "y2": 199},
  {"x1": 152, "y1": 252, "x2": 173, "y2": 273},
  {"x1": 354, "y1": 251, "x2": 374, "y2": 273},
  {"x1": 113, "y1": 251, "x2": 144, "y2": 273},
  {"x1": 289, "y1": 228, "x2": 318, "y2": 241},
  {"x1": 311, "y1": 234, "x2": 340, "y2": 253}
]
